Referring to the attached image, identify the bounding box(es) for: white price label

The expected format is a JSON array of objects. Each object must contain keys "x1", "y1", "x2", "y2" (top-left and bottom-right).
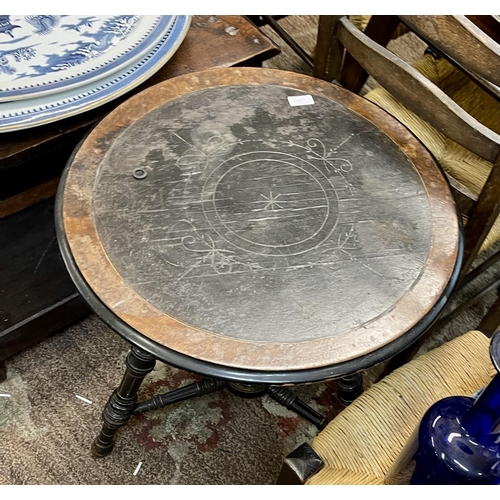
[{"x1": 287, "y1": 94, "x2": 315, "y2": 107}]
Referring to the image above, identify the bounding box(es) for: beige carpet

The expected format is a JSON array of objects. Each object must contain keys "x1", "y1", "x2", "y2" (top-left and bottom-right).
[{"x1": 1, "y1": 16, "x2": 499, "y2": 485}]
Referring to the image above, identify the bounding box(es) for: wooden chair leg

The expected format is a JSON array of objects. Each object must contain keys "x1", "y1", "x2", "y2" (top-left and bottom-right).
[
  {"x1": 341, "y1": 15, "x2": 400, "y2": 93},
  {"x1": 313, "y1": 15, "x2": 343, "y2": 81},
  {"x1": 460, "y1": 157, "x2": 500, "y2": 279},
  {"x1": 478, "y1": 293, "x2": 500, "y2": 338}
]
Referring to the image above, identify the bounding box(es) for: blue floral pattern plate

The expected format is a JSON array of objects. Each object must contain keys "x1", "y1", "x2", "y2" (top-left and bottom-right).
[
  {"x1": 0, "y1": 16, "x2": 191, "y2": 132},
  {"x1": 0, "y1": 15, "x2": 175, "y2": 101}
]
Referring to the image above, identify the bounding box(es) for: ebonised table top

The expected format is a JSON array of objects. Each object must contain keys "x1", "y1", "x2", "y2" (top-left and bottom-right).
[{"x1": 57, "y1": 67, "x2": 462, "y2": 382}]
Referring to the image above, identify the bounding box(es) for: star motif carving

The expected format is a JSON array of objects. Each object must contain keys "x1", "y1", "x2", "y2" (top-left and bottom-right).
[{"x1": 260, "y1": 191, "x2": 283, "y2": 211}]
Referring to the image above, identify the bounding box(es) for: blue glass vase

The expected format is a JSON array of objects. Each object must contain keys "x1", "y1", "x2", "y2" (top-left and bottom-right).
[{"x1": 409, "y1": 331, "x2": 500, "y2": 485}]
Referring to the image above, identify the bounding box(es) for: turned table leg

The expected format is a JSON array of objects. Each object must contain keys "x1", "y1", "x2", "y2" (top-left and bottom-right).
[
  {"x1": 92, "y1": 345, "x2": 156, "y2": 458},
  {"x1": 337, "y1": 373, "x2": 364, "y2": 406},
  {"x1": 267, "y1": 386, "x2": 327, "y2": 429}
]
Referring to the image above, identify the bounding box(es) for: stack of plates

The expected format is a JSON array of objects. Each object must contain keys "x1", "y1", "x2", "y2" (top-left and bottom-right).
[{"x1": 0, "y1": 15, "x2": 191, "y2": 132}]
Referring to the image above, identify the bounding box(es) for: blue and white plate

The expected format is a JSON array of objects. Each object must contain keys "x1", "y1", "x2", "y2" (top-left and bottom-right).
[
  {"x1": 0, "y1": 16, "x2": 191, "y2": 132},
  {"x1": 0, "y1": 15, "x2": 176, "y2": 101}
]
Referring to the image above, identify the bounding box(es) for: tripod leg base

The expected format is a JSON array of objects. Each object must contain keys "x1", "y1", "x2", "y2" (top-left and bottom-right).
[{"x1": 268, "y1": 386, "x2": 327, "y2": 429}]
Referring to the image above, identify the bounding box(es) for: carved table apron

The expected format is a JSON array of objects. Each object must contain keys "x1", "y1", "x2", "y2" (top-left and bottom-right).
[{"x1": 55, "y1": 67, "x2": 462, "y2": 456}]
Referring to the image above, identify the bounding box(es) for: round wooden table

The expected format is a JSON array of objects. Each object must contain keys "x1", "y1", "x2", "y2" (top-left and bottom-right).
[{"x1": 56, "y1": 67, "x2": 462, "y2": 456}]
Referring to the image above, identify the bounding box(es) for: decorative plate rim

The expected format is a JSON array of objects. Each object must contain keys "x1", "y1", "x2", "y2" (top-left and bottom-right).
[
  {"x1": 0, "y1": 15, "x2": 191, "y2": 132},
  {"x1": 0, "y1": 15, "x2": 175, "y2": 101}
]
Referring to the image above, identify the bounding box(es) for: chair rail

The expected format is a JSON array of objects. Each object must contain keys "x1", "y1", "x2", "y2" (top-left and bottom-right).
[{"x1": 336, "y1": 16, "x2": 500, "y2": 163}]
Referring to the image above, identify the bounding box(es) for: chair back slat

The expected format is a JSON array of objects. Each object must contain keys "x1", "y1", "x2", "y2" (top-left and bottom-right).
[
  {"x1": 399, "y1": 16, "x2": 500, "y2": 88},
  {"x1": 336, "y1": 17, "x2": 500, "y2": 163}
]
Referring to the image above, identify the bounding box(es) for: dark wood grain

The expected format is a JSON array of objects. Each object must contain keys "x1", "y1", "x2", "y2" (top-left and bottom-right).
[
  {"x1": 0, "y1": 177, "x2": 59, "y2": 218},
  {"x1": 467, "y1": 16, "x2": 500, "y2": 44},
  {"x1": 313, "y1": 16, "x2": 343, "y2": 81},
  {"x1": 460, "y1": 156, "x2": 500, "y2": 278},
  {"x1": 0, "y1": 198, "x2": 89, "y2": 362},
  {"x1": 245, "y1": 16, "x2": 287, "y2": 27},
  {"x1": 143, "y1": 15, "x2": 279, "y2": 83},
  {"x1": 445, "y1": 174, "x2": 477, "y2": 217},
  {"x1": 0, "y1": 141, "x2": 77, "y2": 199},
  {"x1": 61, "y1": 67, "x2": 459, "y2": 372}
]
